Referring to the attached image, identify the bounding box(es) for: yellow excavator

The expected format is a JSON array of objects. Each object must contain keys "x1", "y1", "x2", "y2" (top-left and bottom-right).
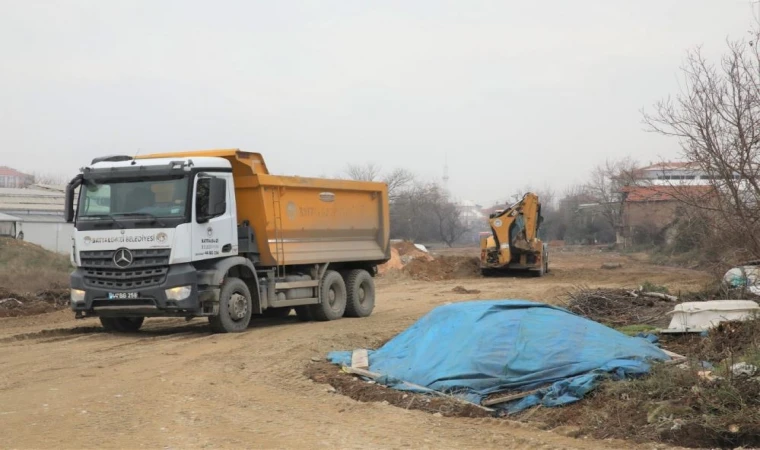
[{"x1": 480, "y1": 192, "x2": 549, "y2": 277}]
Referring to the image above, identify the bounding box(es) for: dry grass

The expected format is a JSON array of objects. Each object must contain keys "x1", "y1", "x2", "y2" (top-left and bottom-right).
[
  {"x1": 0, "y1": 237, "x2": 71, "y2": 317},
  {"x1": 0, "y1": 237, "x2": 71, "y2": 292}
]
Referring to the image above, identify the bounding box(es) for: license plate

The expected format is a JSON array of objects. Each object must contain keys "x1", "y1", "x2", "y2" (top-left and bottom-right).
[{"x1": 108, "y1": 292, "x2": 139, "y2": 300}]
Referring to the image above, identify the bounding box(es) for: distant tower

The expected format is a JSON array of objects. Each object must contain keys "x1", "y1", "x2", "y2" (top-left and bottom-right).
[{"x1": 443, "y1": 154, "x2": 450, "y2": 187}]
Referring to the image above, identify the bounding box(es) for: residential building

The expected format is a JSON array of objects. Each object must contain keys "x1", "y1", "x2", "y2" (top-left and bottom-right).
[
  {"x1": 636, "y1": 162, "x2": 713, "y2": 185},
  {"x1": 0, "y1": 166, "x2": 32, "y2": 188},
  {"x1": 618, "y1": 162, "x2": 715, "y2": 246}
]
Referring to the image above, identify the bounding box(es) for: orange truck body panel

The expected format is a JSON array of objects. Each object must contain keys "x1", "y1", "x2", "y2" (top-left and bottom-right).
[{"x1": 138, "y1": 149, "x2": 391, "y2": 267}]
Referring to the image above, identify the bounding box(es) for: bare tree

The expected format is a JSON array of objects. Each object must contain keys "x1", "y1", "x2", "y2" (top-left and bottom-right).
[
  {"x1": 342, "y1": 163, "x2": 469, "y2": 245},
  {"x1": 383, "y1": 168, "x2": 414, "y2": 202},
  {"x1": 30, "y1": 172, "x2": 68, "y2": 187},
  {"x1": 428, "y1": 186, "x2": 469, "y2": 247},
  {"x1": 344, "y1": 163, "x2": 383, "y2": 182},
  {"x1": 585, "y1": 157, "x2": 641, "y2": 232},
  {"x1": 644, "y1": 32, "x2": 760, "y2": 259}
]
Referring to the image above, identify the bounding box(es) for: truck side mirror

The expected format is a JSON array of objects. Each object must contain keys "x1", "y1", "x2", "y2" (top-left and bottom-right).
[
  {"x1": 196, "y1": 177, "x2": 227, "y2": 223},
  {"x1": 65, "y1": 175, "x2": 83, "y2": 223}
]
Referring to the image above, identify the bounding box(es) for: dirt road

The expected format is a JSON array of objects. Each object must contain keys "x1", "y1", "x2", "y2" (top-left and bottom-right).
[{"x1": 0, "y1": 251, "x2": 706, "y2": 449}]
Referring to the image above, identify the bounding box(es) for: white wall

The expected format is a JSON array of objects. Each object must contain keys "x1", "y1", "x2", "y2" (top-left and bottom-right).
[
  {"x1": 16, "y1": 221, "x2": 74, "y2": 255},
  {"x1": 0, "y1": 221, "x2": 16, "y2": 237}
]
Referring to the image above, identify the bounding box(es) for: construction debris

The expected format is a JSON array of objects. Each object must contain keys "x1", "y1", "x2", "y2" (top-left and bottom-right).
[
  {"x1": 564, "y1": 288, "x2": 675, "y2": 327},
  {"x1": 351, "y1": 349, "x2": 369, "y2": 370},
  {"x1": 731, "y1": 362, "x2": 758, "y2": 377},
  {"x1": 0, "y1": 288, "x2": 69, "y2": 318},
  {"x1": 662, "y1": 300, "x2": 760, "y2": 333}
]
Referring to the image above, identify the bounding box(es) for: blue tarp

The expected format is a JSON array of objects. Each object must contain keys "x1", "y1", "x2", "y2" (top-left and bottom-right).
[{"x1": 328, "y1": 300, "x2": 670, "y2": 413}]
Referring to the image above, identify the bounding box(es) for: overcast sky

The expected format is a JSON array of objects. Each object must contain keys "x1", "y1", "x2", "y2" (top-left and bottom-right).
[{"x1": 0, "y1": 1, "x2": 755, "y2": 205}]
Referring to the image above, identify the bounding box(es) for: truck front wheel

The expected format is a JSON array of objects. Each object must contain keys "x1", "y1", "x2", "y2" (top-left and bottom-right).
[
  {"x1": 343, "y1": 269, "x2": 375, "y2": 318},
  {"x1": 100, "y1": 317, "x2": 144, "y2": 332},
  {"x1": 208, "y1": 277, "x2": 253, "y2": 333},
  {"x1": 309, "y1": 270, "x2": 347, "y2": 321}
]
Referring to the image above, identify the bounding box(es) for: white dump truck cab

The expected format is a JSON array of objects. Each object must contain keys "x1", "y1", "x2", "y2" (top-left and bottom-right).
[
  {"x1": 66, "y1": 156, "x2": 235, "y2": 330},
  {"x1": 66, "y1": 150, "x2": 390, "y2": 334}
]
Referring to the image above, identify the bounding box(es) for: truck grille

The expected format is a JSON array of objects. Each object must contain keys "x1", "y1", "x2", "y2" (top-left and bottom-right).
[{"x1": 80, "y1": 249, "x2": 171, "y2": 289}]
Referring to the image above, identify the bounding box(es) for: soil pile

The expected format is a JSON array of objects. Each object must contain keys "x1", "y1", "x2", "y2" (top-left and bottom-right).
[
  {"x1": 377, "y1": 248, "x2": 403, "y2": 275},
  {"x1": 305, "y1": 362, "x2": 490, "y2": 418},
  {"x1": 377, "y1": 241, "x2": 447, "y2": 277},
  {"x1": 403, "y1": 256, "x2": 481, "y2": 281}
]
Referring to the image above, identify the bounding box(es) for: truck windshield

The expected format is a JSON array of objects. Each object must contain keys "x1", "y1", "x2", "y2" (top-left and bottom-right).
[{"x1": 78, "y1": 177, "x2": 189, "y2": 219}]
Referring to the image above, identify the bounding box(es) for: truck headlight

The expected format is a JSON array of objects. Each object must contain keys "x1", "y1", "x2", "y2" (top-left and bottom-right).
[
  {"x1": 70, "y1": 289, "x2": 85, "y2": 304},
  {"x1": 165, "y1": 285, "x2": 192, "y2": 301}
]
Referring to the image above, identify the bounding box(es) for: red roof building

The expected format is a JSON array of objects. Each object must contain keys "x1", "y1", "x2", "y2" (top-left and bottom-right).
[{"x1": 0, "y1": 167, "x2": 32, "y2": 188}]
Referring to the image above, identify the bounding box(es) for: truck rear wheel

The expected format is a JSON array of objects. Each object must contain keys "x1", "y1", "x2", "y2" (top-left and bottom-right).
[
  {"x1": 343, "y1": 269, "x2": 375, "y2": 318},
  {"x1": 100, "y1": 317, "x2": 144, "y2": 332},
  {"x1": 309, "y1": 270, "x2": 347, "y2": 321},
  {"x1": 208, "y1": 277, "x2": 252, "y2": 333}
]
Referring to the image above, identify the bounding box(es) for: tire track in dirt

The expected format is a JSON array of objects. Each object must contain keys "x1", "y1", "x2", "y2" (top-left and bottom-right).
[{"x1": 0, "y1": 251, "x2": 704, "y2": 449}]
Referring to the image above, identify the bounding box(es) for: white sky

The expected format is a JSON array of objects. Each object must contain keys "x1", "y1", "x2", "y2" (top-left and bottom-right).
[{"x1": 0, "y1": 0, "x2": 755, "y2": 205}]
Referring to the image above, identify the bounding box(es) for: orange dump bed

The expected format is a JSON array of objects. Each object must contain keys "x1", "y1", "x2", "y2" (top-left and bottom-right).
[{"x1": 140, "y1": 149, "x2": 390, "y2": 267}]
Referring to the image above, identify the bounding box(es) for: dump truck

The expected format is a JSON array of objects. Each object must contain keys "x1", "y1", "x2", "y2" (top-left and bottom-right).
[
  {"x1": 480, "y1": 192, "x2": 548, "y2": 276},
  {"x1": 64, "y1": 149, "x2": 390, "y2": 333}
]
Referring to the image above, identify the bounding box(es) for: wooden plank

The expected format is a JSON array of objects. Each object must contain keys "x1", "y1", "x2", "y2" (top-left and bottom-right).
[
  {"x1": 341, "y1": 366, "x2": 495, "y2": 413},
  {"x1": 641, "y1": 291, "x2": 678, "y2": 302},
  {"x1": 482, "y1": 389, "x2": 541, "y2": 406},
  {"x1": 351, "y1": 349, "x2": 369, "y2": 370},
  {"x1": 662, "y1": 349, "x2": 686, "y2": 359},
  {"x1": 661, "y1": 349, "x2": 688, "y2": 365}
]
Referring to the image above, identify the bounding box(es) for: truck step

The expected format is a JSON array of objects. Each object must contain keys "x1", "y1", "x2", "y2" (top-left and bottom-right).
[{"x1": 269, "y1": 297, "x2": 319, "y2": 308}]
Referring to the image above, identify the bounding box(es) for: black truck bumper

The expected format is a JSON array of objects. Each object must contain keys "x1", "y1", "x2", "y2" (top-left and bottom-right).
[{"x1": 70, "y1": 264, "x2": 219, "y2": 318}]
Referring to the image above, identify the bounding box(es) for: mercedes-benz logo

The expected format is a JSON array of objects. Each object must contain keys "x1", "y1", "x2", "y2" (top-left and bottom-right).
[{"x1": 113, "y1": 248, "x2": 134, "y2": 268}]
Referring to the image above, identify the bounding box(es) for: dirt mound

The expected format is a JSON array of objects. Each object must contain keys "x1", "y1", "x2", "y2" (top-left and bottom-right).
[
  {"x1": 403, "y1": 256, "x2": 481, "y2": 281},
  {"x1": 377, "y1": 248, "x2": 403, "y2": 275},
  {"x1": 392, "y1": 241, "x2": 424, "y2": 256},
  {"x1": 452, "y1": 286, "x2": 481, "y2": 294},
  {"x1": 0, "y1": 288, "x2": 69, "y2": 318},
  {"x1": 0, "y1": 237, "x2": 71, "y2": 292},
  {"x1": 305, "y1": 362, "x2": 491, "y2": 418},
  {"x1": 393, "y1": 242, "x2": 433, "y2": 264},
  {"x1": 563, "y1": 287, "x2": 674, "y2": 327},
  {"x1": 378, "y1": 241, "x2": 435, "y2": 275}
]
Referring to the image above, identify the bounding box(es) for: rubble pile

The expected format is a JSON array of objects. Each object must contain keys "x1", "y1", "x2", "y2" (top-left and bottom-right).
[
  {"x1": 564, "y1": 288, "x2": 675, "y2": 327},
  {"x1": 0, "y1": 288, "x2": 69, "y2": 318}
]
